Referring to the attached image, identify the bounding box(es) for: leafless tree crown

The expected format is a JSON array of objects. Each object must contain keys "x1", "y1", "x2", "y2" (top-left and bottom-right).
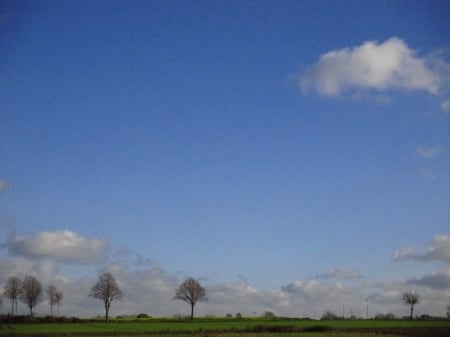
[
  {"x1": 46, "y1": 285, "x2": 63, "y2": 318},
  {"x1": 89, "y1": 272, "x2": 123, "y2": 322},
  {"x1": 20, "y1": 275, "x2": 43, "y2": 316},
  {"x1": 174, "y1": 277, "x2": 206, "y2": 321},
  {"x1": 402, "y1": 291, "x2": 420, "y2": 319},
  {"x1": 4, "y1": 276, "x2": 22, "y2": 317}
]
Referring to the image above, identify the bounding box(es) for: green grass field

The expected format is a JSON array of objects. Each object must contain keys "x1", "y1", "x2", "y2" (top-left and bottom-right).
[{"x1": 1, "y1": 317, "x2": 449, "y2": 336}]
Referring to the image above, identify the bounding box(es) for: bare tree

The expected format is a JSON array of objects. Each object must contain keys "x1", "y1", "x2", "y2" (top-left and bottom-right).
[
  {"x1": 20, "y1": 275, "x2": 43, "y2": 317},
  {"x1": 173, "y1": 277, "x2": 207, "y2": 322},
  {"x1": 402, "y1": 291, "x2": 419, "y2": 319},
  {"x1": 89, "y1": 272, "x2": 123, "y2": 322},
  {"x1": 46, "y1": 285, "x2": 63, "y2": 318},
  {"x1": 54, "y1": 288, "x2": 64, "y2": 316},
  {"x1": 4, "y1": 276, "x2": 22, "y2": 318}
]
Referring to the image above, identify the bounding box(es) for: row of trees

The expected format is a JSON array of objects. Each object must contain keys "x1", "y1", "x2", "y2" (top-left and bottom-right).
[
  {"x1": 3, "y1": 276, "x2": 63, "y2": 318},
  {"x1": 2, "y1": 273, "x2": 206, "y2": 322},
  {"x1": 3, "y1": 273, "x2": 426, "y2": 322},
  {"x1": 89, "y1": 273, "x2": 207, "y2": 322}
]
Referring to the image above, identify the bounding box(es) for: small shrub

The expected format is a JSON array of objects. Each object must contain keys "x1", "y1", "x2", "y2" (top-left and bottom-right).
[{"x1": 137, "y1": 313, "x2": 149, "y2": 319}]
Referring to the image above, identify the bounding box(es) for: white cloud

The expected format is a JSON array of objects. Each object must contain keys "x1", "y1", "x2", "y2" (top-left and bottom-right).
[
  {"x1": 416, "y1": 146, "x2": 443, "y2": 159},
  {"x1": 312, "y1": 268, "x2": 363, "y2": 280},
  {"x1": 391, "y1": 234, "x2": 450, "y2": 262},
  {"x1": 300, "y1": 37, "x2": 443, "y2": 97},
  {"x1": 7, "y1": 230, "x2": 108, "y2": 264}
]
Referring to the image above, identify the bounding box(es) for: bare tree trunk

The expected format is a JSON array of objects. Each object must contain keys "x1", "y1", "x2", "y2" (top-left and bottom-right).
[
  {"x1": 410, "y1": 305, "x2": 414, "y2": 319},
  {"x1": 190, "y1": 302, "x2": 194, "y2": 322},
  {"x1": 105, "y1": 303, "x2": 109, "y2": 322}
]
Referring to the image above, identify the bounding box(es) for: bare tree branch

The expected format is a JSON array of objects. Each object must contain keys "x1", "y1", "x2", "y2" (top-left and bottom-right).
[
  {"x1": 402, "y1": 291, "x2": 419, "y2": 319},
  {"x1": 20, "y1": 276, "x2": 43, "y2": 317},
  {"x1": 174, "y1": 277, "x2": 206, "y2": 322},
  {"x1": 89, "y1": 272, "x2": 123, "y2": 322}
]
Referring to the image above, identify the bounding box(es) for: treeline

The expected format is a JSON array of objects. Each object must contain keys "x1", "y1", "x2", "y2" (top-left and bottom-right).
[
  {"x1": 1, "y1": 273, "x2": 207, "y2": 323},
  {"x1": 2, "y1": 276, "x2": 63, "y2": 320}
]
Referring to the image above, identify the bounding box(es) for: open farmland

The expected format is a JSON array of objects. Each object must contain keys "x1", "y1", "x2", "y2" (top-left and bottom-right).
[{"x1": 0, "y1": 318, "x2": 449, "y2": 337}]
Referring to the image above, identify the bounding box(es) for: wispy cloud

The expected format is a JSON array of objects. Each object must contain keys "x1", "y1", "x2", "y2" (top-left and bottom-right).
[
  {"x1": 312, "y1": 268, "x2": 363, "y2": 280},
  {"x1": 299, "y1": 37, "x2": 449, "y2": 106},
  {"x1": 441, "y1": 100, "x2": 450, "y2": 112},
  {"x1": 391, "y1": 234, "x2": 450, "y2": 262},
  {"x1": 6, "y1": 230, "x2": 108, "y2": 264},
  {"x1": 419, "y1": 169, "x2": 438, "y2": 181},
  {"x1": 407, "y1": 269, "x2": 450, "y2": 290},
  {"x1": 391, "y1": 246, "x2": 415, "y2": 261},
  {"x1": 0, "y1": 179, "x2": 7, "y2": 192},
  {"x1": 416, "y1": 146, "x2": 443, "y2": 159}
]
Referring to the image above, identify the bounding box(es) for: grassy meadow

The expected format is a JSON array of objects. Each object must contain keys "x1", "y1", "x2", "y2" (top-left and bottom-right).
[{"x1": 0, "y1": 317, "x2": 449, "y2": 337}]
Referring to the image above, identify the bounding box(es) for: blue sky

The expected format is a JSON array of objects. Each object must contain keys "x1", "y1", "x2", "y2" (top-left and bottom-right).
[{"x1": 0, "y1": 0, "x2": 449, "y2": 318}]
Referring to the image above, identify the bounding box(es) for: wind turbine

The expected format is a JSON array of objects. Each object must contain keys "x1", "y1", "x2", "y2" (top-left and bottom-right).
[{"x1": 365, "y1": 298, "x2": 369, "y2": 319}]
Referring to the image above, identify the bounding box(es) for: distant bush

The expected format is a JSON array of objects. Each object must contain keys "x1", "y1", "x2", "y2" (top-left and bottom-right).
[
  {"x1": 235, "y1": 313, "x2": 242, "y2": 319},
  {"x1": 137, "y1": 313, "x2": 150, "y2": 319},
  {"x1": 263, "y1": 311, "x2": 276, "y2": 318},
  {"x1": 375, "y1": 313, "x2": 396, "y2": 320},
  {"x1": 321, "y1": 310, "x2": 340, "y2": 320}
]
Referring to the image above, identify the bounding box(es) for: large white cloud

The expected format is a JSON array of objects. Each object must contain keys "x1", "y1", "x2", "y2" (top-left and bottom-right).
[
  {"x1": 7, "y1": 230, "x2": 108, "y2": 264},
  {"x1": 391, "y1": 234, "x2": 450, "y2": 262},
  {"x1": 300, "y1": 37, "x2": 444, "y2": 97}
]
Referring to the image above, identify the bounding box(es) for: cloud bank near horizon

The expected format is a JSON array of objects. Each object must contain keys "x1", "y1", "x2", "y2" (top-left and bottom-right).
[{"x1": 0, "y1": 228, "x2": 449, "y2": 318}]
